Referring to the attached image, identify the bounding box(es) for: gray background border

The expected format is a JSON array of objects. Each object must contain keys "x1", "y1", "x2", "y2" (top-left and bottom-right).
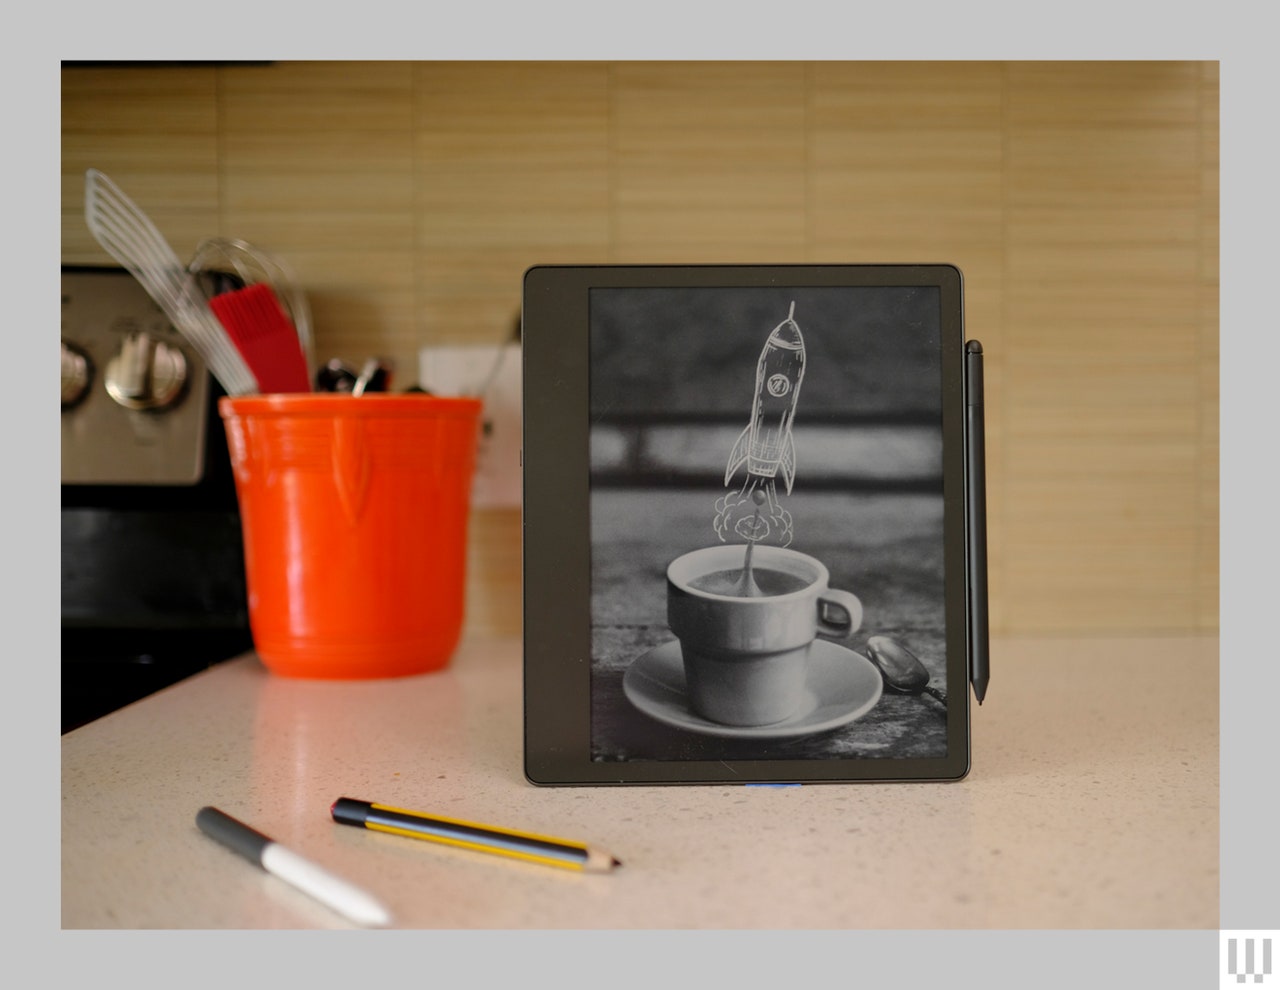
[{"x1": 30, "y1": 4, "x2": 1272, "y2": 987}]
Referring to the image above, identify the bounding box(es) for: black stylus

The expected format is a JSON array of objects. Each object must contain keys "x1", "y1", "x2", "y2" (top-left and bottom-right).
[{"x1": 965, "y1": 340, "x2": 990, "y2": 705}]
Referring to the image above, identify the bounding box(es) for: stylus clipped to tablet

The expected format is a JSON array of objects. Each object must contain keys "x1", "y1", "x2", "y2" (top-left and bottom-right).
[{"x1": 965, "y1": 339, "x2": 990, "y2": 705}]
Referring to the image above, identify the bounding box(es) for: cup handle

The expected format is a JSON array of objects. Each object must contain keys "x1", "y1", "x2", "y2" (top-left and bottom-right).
[{"x1": 816, "y1": 589, "x2": 863, "y2": 640}]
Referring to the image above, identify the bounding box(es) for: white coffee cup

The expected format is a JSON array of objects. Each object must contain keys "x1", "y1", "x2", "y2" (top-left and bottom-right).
[{"x1": 666, "y1": 544, "x2": 863, "y2": 726}]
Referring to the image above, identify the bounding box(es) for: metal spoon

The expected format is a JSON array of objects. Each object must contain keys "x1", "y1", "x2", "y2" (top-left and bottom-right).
[
  {"x1": 734, "y1": 490, "x2": 768, "y2": 597},
  {"x1": 865, "y1": 635, "x2": 946, "y2": 705}
]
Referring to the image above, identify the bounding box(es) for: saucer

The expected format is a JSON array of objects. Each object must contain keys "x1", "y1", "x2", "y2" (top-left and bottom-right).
[{"x1": 622, "y1": 638, "x2": 883, "y2": 739}]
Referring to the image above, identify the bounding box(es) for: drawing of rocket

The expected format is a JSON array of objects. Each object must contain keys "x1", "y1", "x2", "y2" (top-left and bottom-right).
[{"x1": 723, "y1": 301, "x2": 805, "y2": 495}]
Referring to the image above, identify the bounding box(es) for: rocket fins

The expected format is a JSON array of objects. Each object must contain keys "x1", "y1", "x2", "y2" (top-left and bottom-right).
[
  {"x1": 779, "y1": 431, "x2": 796, "y2": 495},
  {"x1": 724, "y1": 424, "x2": 750, "y2": 486}
]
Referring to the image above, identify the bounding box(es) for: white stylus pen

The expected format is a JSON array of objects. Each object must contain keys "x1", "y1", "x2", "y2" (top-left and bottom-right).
[{"x1": 196, "y1": 806, "x2": 392, "y2": 927}]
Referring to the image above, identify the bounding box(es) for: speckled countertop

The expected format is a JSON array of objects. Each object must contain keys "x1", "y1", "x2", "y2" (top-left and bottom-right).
[{"x1": 61, "y1": 634, "x2": 1218, "y2": 930}]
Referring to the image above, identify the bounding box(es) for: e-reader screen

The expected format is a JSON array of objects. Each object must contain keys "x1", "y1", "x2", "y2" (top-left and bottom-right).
[{"x1": 523, "y1": 265, "x2": 972, "y2": 785}]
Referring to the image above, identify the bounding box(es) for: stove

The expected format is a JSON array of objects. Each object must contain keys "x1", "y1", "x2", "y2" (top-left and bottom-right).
[{"x1": 61, "y1": 266, "x2": 253, "y2": 733}]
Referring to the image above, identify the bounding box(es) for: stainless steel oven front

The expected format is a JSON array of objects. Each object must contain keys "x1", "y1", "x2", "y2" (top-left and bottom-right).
[{"x1": 61, "y1": 265, "x2": 252, "y2": 732}]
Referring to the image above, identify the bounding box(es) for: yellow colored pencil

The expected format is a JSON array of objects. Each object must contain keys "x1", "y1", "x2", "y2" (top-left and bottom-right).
[{"x1": 331, "y1": 797, "x2": 621, "y2": 873}]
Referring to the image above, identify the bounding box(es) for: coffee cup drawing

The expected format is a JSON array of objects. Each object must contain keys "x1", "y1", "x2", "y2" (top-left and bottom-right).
[{"x1": 666, "y1": 544, "x2": 864, "y2": 726}]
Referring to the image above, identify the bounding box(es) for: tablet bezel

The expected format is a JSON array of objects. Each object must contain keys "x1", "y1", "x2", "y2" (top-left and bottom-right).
[{"x1": 523, "y1": 264, "x2": 971, "y2": 785}]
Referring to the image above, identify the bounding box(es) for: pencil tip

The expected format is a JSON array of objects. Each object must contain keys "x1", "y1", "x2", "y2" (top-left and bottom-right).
[{"x1": 611, "y1": 857, "x2": 623, "y2": 869}]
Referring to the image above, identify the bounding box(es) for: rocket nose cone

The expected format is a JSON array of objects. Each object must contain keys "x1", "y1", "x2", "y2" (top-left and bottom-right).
[{"x1": 769, "y1": 318, "x2": 803, "y2": 349}]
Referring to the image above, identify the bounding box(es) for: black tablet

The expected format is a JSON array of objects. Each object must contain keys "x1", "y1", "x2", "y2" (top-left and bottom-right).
[{"x1": 523, "y1": 264, "x2": 979, "y2": 785}]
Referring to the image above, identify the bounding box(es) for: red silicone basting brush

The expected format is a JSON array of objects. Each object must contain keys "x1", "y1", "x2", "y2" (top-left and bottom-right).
[{"x1": 209, "y1": 282, "x2": 311, "y2": 394}]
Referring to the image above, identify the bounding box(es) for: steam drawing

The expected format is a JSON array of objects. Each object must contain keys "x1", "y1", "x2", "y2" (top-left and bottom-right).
[{"x1": 713, "y1": 302, "x2": 805, "y2": 548}]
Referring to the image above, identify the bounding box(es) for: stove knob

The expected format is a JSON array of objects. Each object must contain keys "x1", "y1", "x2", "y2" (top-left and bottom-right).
[
  {"x1": 104, "y1": 331, "x2": 189, "y2": 410},
  {"x1": 61, "y1": 340, "x2": 93, "y2": 409}
]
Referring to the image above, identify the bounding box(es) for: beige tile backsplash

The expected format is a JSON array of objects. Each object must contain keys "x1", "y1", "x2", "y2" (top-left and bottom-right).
[{"x1": 61, "y1": 60, "x2": 1219, "y2": 638}]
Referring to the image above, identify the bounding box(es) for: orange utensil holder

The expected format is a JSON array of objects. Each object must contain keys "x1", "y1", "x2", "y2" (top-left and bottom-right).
[{"x1": 219, "y1": 393, "x2": 482, "y2": 679}]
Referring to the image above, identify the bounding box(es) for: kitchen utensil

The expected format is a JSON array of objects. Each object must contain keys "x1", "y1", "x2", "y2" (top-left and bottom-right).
[
  {"x1": 351, "y1": 357, "x2": 393, "y2": 396},
  {"x1": 351, "y1": 357, "x2": 379, "y2": 397},
  {"x1": 208, "y1": 283, "x2": 311, "y2": 393},
  {"x1": 83, "y1": 169, "x2": 258, "y2": 397},
  {"x1": 733, "y1": 491, "x2": 769, "y2": 597},
  {"x1": 315, "y1": 359, "x2": 358, "y2": 393},
  {"x1": 865, "y1": 635, "x2": 947, "y2": 704},
  {"x1": 186, "y1": 237, "x2": 315, "y2": 375}
]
